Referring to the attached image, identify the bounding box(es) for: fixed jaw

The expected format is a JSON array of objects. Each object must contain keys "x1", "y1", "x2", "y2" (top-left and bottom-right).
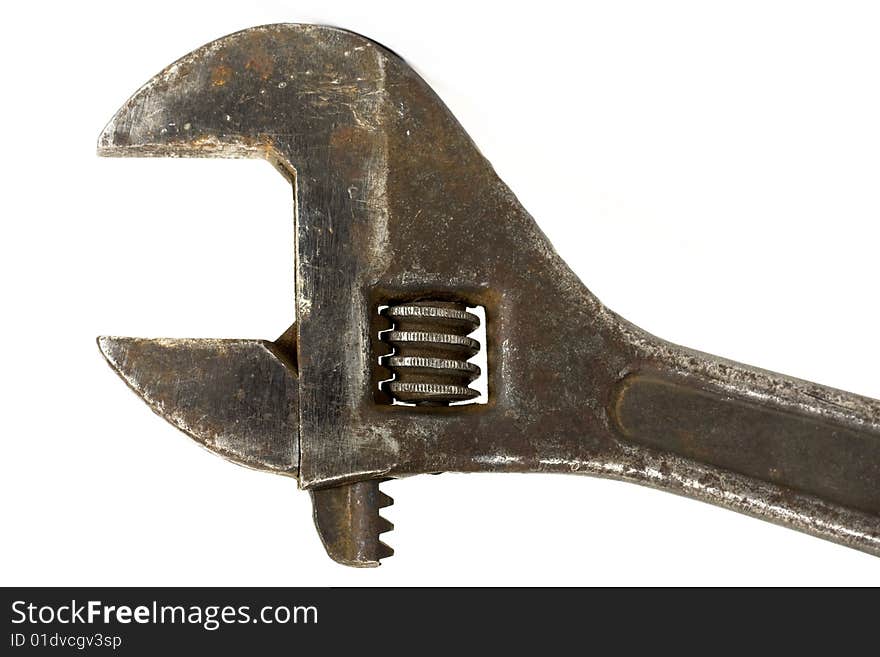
[{"x1": 97, "y1": 24, "x2": 381, "y2": 161}]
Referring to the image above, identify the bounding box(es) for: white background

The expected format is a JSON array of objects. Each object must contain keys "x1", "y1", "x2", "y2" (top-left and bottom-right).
[{"x1": 2, "y1": 1, "x2": 879, "y2": 586}]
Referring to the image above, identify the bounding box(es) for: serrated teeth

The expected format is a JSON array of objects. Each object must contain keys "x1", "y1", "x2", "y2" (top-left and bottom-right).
[
  {"x1": 377, "y1": 542, "x2": 394, "y2": 560},
  {"x1": 377, "y1": 516, "x2": 394, "y2": 534},
  {"x1": 375, "y1": 483, "x2": 394, "y2": 561}
]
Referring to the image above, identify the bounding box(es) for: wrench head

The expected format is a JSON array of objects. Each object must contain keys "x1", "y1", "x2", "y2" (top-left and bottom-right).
[{"x1": 99, "y1": 23, "x2": 623, "y2": 489}]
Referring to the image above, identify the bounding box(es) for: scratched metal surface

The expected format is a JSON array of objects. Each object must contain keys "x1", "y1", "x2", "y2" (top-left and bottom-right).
[
  {"x1": 99, "y1": 336, "x2": 299, "y2": 475},
  {"x1": 98, "y1": 24, "x2": 880, "y2": 561}
]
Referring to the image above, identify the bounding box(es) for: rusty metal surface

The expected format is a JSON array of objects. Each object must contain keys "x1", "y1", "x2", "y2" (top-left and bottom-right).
[
  {"x1": 311, "y1": 480, "x2": 394, "y2": 567},
  {"x1": 98, "y1": 336, "x2": 299, "y2": 475},
  {"x1": 98, "y1": 24, "x2": 880, "y2": 566}
]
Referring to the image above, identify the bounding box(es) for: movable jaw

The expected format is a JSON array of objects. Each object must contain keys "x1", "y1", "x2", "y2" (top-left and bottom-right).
[{"x1": 99, "y1": 24, "x2": 880, "y2": 566}]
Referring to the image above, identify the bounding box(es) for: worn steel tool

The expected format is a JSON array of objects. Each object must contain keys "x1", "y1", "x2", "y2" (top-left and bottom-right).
[{"x1": 98, "y1": 24, "x2": 880, "y2": 566}]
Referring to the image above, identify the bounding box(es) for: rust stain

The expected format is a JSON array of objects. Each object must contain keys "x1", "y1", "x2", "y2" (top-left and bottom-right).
[
  {"x1": 211, "y1": 64, "x2": 232, "y2": 87},
  {"x1": 329, "y1": 124, "x2": 369, "y2": 150},
  {"x1": 329, "y1": 125, "x2": 375, "y2": 178},
  {"x1": 245, "y1": 52, "x2": 274, "y2": 80}
]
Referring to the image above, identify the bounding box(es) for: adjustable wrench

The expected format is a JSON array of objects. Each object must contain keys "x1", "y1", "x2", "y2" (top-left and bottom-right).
[{"x1": 97, "y1": 24, "x2": 880, "y2": 566}]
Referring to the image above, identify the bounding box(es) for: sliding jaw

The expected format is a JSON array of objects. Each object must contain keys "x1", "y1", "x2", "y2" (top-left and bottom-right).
[{"x1": 98, "y1": 23, "x2": 880, "y2": 566}]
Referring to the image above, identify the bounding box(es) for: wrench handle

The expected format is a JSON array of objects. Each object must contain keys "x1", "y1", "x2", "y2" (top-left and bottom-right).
[{"x1": 612, "y1": 355, "x2": 880, "y2": 517}]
